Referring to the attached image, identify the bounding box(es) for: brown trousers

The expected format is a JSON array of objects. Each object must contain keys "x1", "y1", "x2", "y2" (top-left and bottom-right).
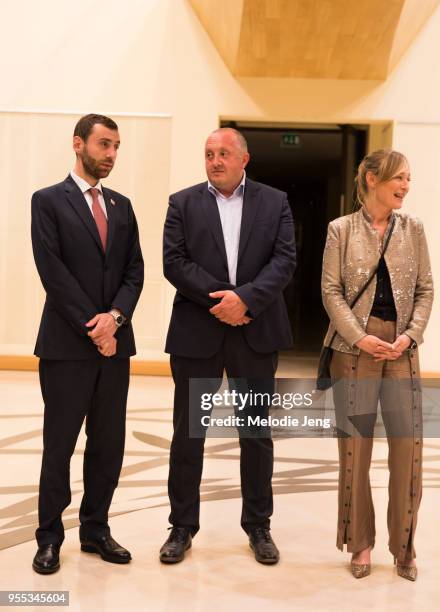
[{"x1": 330, "y1": 316, "x2": 422, "y2": 562}]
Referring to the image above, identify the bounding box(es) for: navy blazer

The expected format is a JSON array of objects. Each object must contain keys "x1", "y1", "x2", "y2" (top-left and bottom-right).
[
  {"x1": 163, "y1": 178, "x2": 296, "y2": 358},
  {"x1": 31, "y1": 175, "x2": 144, "y2": 359}
]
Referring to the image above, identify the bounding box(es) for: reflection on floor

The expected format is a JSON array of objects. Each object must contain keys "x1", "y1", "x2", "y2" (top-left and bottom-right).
[{"x1": 1, "y1": 368, "x2": 440, "y2": 611}]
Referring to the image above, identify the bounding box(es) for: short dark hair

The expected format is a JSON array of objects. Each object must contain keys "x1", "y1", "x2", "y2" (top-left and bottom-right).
[{"x1": 73, "y1": 113, "x2": 118, "y2": 142}]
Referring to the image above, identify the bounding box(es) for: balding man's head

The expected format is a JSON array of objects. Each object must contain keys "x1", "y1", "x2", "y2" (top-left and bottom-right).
[
  {"x1": 208, "y1": 128, "x2": 248, "y2": 153},
  {"x1": 205, "y1": 128, "x2": 250, "y2": 197}
]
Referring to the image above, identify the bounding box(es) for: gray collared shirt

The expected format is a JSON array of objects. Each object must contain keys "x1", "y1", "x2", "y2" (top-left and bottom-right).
[{"x1": 208, "y1": 172, "x2": 246, "y2": 285}]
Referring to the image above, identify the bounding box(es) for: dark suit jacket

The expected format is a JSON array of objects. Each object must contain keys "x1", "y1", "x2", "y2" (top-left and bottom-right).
[
  {"x1": 163, "y1": 178, "x2": 296, "y2": 358},
  {"x1": 31, "y1": 175, "x2": 144, "y2": 359}
]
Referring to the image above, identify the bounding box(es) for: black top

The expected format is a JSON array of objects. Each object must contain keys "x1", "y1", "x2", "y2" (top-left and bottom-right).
[{"x1": 370, "y1": 256, "x2": 397, "y2": 321}]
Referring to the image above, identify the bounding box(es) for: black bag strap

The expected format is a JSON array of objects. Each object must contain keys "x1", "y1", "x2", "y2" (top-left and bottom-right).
[{"x1": 327, "y1": 215, "x2": 396, "y2": 348}]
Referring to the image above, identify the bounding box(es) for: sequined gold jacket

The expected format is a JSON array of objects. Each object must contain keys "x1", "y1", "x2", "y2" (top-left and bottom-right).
[{"x1": 321, "y1": 208, "x2": 433, "y2": 354}]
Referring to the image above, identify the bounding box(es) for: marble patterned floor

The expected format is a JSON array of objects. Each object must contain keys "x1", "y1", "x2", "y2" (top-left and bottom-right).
[{"x1": 1, "y1": 367, "x2": 440, "y2": 611}]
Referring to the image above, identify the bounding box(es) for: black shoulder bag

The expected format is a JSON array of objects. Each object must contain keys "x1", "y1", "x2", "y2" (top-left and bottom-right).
[{"x1": 316, "y1": 216, "x2": 395, "y2": 391}]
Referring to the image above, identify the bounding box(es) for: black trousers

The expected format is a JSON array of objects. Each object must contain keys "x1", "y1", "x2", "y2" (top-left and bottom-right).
[
  {"x1": 36, "y1": 357, "x2": 129, "y2": 546},
  {"x1": 168, "y1": 326, "x2": 278, "y2": 535}
]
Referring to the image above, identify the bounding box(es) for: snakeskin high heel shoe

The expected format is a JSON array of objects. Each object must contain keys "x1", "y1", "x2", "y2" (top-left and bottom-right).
[
  {"x1": 350, "y1": 562, "x2": 371, "y2": 579},
  {"x1": 350, "y1": 547, "x2": 371, "y2": 579},
  {"x1": 394, "y1": 557, "x2": 417, "y2": 582}
]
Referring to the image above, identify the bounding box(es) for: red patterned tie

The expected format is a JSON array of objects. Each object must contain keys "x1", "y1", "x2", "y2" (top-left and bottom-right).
[{"x1": 89, "y1": 188, "x2": 107, "y2": 251}]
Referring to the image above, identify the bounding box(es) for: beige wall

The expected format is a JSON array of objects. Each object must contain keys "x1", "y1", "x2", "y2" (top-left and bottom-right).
[{"x1": 1, "y1": 0, "x2": 439, "y2": 369}]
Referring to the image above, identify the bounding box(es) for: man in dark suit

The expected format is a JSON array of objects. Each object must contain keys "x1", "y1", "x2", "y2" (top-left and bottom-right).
[
  {"x1": 160, "y1": 128, "x2": 296, "y2": 564},
  {"x1": 31, "y1": 114, "x2": 144, "y2": 574}
]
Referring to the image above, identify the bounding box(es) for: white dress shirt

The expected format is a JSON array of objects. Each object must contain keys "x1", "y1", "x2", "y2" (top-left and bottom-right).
[
  {"x1": 208, "y1": 172, "x2": 246, "y2": 286},
  {"x1": 70, "y1": 170, "x2": 108, "y2": 219}
]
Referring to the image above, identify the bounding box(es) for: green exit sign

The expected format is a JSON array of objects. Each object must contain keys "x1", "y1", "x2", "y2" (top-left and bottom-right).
[{"x1": 281, "y1": 133, "x2": 301, "y2": 148}]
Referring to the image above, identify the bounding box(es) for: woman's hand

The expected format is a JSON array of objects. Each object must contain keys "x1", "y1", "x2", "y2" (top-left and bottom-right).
[
  {"x1": 373, "y1": 333, "x2": 411, "y2": 361},
  {"x1": 356, "y1": 333, "x2": 411, "y2": 361},
  {"x1": 388, "y1": 334, "x2": 412, "y2": 359},
  {"x1": 356, "y1": 334, "x2": 394, "y2": 357}
]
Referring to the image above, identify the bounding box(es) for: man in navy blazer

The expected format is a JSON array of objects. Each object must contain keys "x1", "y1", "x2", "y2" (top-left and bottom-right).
[
  {"x1": 31, "y1": 114, "x2": 144, "y2": 573},
  {"x1": 160, "y1": 128, "x2": 296, "y2": 564}
]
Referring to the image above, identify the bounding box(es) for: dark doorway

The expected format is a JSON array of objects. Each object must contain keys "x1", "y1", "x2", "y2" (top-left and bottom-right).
[{"x1": 221, "y1": 122, "x2": 367, "y2": 355}]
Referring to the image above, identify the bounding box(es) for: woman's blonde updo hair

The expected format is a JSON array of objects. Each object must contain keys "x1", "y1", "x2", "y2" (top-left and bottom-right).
[{"x1": 354, "y1": 149, "x2": 409, "y2": 209}]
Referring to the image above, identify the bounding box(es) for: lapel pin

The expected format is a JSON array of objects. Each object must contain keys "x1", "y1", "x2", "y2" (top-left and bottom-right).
[{"x1": 110, "y1": 199, "x2": 116, "y2": 206}]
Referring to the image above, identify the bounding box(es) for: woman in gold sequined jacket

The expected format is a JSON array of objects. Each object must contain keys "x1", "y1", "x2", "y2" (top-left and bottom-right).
[{"x1": 321, "y1": 149, "x2": 433, "y2": 581}]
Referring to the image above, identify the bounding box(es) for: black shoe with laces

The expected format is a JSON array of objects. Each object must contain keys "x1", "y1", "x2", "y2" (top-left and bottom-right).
[
  {"x1": 80, "y1": 534, "x2": 131, "y2": 564},
  {"x1": 248, "y1": 527, "x2": 280, "y2": 565},
  {"x1": 159, "y1": 527, "x2": 192, "y2": 564},
  {"x1": 32, "y1": 544, "x2": 60, "y2": 574}
]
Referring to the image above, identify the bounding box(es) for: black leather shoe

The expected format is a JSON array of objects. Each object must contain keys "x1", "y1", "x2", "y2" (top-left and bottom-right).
[
  {"x1": 159, "y1": 527, "x2": 192, "y2": 564},
  {"x1": 248, "y1": 528, "x2": 280, "y2": 564},
  {"x1": 80, "y1": 535, "x2": 131, "y2": 564},
  {"x1": 32, "y1": 544, "x2": 60, "y2": 574}
]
